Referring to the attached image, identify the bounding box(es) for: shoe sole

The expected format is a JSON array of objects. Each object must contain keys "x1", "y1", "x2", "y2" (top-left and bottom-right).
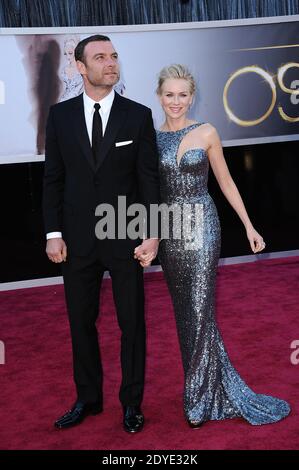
[
  {"x1": 187, "y1": 421, "x2": 204, "y2": 429},
  {"x1": 123, "y1": 426, "x2": 144, "y2": 433}
]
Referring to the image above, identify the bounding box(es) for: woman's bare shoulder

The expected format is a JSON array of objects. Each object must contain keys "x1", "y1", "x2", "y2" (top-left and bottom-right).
[
  {"x1": 199, "y1": 122, "x2": 217, "y2": 135},
  {"x1": 188, "y1": 122, "x2": 217, "y2": 141}
]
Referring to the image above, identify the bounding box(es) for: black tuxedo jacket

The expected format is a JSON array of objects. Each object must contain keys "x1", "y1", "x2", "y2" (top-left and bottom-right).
[{"x1": 43, "y1": 92, "x2": 160, "y2": 257}]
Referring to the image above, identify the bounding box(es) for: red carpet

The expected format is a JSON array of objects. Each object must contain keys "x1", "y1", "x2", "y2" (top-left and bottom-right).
[{"x1": 0, "y1": 257, "x2": 298, "y2": 450}]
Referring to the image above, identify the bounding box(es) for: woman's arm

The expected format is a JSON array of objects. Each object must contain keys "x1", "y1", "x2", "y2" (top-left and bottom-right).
[{"x1": 205, "y1": 124, "x2": 265, "y2": 253}]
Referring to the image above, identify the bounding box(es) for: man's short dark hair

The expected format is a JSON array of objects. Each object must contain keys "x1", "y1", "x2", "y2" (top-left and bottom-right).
[{"x1": 74, "y1": 35, "x2": 111, "y2": 63}]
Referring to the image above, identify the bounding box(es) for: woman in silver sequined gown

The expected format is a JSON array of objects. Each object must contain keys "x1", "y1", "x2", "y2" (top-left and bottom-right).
[{"x1": 152, "y1": 65, "x2": 290, "y2": 426}]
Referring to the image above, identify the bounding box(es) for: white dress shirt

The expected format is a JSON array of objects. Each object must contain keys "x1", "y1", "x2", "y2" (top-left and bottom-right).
[{"x1": 47, "y1": 89, "x2": 115, "y2": 240}]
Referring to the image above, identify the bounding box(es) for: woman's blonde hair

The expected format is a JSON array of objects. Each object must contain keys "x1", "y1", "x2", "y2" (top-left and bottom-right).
[{"x1": 156, "y1": 64, "x2": 196, "y2": 95}]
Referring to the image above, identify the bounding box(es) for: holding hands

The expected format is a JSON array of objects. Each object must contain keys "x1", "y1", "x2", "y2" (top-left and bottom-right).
[{"x1": 134, "y1": 239, "x2": 159, "y2": 267}]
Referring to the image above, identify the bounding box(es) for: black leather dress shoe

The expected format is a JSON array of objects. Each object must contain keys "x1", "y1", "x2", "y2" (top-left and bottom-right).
[
  {"x1": 123, "y1": 405, "x2": 144, "y2": 433},
  {"x1": 54, "y1": 401, "x2": 102, "y2": 429}
]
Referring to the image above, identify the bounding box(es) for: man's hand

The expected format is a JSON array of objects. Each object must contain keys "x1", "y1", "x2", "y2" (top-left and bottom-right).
[
  {"x1": 134, "y1": 239, "x2": 159, "y2": 268},
  {"x1": 46, "y1": 238, "x2": 67, "y2": 263}
]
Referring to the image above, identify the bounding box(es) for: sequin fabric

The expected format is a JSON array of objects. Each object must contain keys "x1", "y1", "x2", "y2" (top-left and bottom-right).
[{"x1": 156, "y1": 123, "x2": 290, "y2": 425}]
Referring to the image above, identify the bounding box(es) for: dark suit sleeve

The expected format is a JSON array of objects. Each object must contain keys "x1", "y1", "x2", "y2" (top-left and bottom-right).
[
  {"x1": 136, "y1": 108, "x2": 161, "y2": 239},
  {"x1": 43, "y1": 107, "x2": 65, "y2": 234}
]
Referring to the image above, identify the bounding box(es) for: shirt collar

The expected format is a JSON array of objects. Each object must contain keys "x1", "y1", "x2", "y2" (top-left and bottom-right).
[{"x1": 83, "y1": 88, "x2": 115, "y2": 115}]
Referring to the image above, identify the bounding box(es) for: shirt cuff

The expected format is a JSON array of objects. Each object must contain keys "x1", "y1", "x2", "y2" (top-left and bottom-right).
[{"x1": 46, "y1": 232, "x2": 62, "y2": 240}]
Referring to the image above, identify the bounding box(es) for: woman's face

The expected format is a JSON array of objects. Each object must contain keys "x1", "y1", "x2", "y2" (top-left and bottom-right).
[{"x1": 159, "y1": 78, "x2": 193, "y2": 120}]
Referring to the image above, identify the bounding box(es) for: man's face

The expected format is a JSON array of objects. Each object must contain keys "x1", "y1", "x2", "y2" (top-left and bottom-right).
[{"x1": 77, "y1": 40, "x2": 120, "y2": 88}]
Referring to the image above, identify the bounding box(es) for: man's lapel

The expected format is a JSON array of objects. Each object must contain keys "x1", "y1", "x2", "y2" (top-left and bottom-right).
[
  {"x1": 72, "y1": 93, "x2": 95, "y2": 171},
  {"x1": 95, "y1": 92, "x2": 128, "y2": 172}
]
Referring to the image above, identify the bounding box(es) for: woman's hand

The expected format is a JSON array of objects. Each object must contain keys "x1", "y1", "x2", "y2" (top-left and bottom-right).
[
  {"x1": 135, "y1": 253, "x2": 155, "y2": 268},
  {"x1": 246, "y1": 226, "x2": 266, "y2": 253},
  {"x1": 134, "y1": 238, "x2": 159, "y2": 267}
]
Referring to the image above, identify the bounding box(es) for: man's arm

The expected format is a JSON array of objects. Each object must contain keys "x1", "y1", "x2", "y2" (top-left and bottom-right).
[
  {"x1": 43, "y1": 107, "x2": 65, "y2": 233},
  {"x1": 43, "y1": 107, "x2": 67, "y2": 263}
]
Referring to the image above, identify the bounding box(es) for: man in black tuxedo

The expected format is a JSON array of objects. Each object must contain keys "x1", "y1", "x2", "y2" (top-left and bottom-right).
[{"x1": 43, "y1": 35, "x2": 160, "y2": 433}]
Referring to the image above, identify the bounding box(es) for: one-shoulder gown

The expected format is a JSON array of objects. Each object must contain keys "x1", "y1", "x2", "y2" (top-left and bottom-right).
[{"x1": 156, "y1": 123, "x2": 290, "y2": 425}]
